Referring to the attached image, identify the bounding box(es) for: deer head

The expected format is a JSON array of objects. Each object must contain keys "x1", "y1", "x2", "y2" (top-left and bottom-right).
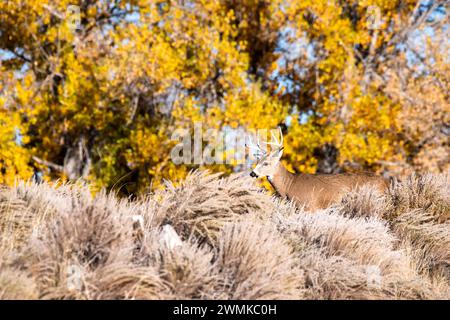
[{"x1": 247, "y1": 127, "x2": 284, "y2": 179}]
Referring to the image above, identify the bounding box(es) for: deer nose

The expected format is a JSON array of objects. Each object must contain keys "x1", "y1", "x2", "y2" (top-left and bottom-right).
[{"x1": 250, "y1": 171, "x2": 258, "y2": 178}]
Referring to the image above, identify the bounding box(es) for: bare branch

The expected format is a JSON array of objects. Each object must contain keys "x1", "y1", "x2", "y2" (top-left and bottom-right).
[{"x1": 32, "y1": 156, "x2": 64, "y2": 172}]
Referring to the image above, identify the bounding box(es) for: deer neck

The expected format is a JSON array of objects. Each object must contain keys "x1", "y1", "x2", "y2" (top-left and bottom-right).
[{"x1": 268, "y1": 163, "x2": 294, "y2": 197}]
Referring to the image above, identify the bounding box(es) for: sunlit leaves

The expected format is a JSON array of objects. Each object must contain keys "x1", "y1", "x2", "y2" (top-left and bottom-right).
[{"x1": 0, "y1": 0, "x2": 446, "y2": 191}]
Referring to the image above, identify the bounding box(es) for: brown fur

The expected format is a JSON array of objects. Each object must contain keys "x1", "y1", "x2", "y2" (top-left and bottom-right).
[{"x1": 270, "y1": 164, "x2": 388, "y2": 211}]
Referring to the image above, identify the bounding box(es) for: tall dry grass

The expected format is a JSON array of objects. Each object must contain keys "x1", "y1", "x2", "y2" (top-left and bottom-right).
[
  {"x1": 0, "y1": 171, "x2": 448, "y2": 299},
  {"x1": 334, "y1": 173, "x2": 449, "y2": 284}
]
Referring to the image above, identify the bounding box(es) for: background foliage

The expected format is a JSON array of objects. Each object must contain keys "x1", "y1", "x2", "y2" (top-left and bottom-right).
[{"x1": 0, "y1": 0, "x2": 448, "y2": 194}]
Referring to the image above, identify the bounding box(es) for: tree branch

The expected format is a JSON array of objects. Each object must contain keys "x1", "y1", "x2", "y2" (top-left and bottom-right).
[{"x1": 32, "y1": 156, "x2": 64, "y2": 172}]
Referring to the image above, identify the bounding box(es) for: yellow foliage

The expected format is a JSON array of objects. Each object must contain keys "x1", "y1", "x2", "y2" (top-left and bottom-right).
[
  {"x1": 0, "y1": 0, "x2": 446, "y2": 191},
  {"x1": 0, "y1": 102, "x2": 32, "y2": 184}
]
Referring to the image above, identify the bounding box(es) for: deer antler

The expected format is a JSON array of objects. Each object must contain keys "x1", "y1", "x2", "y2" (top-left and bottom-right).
[
  {"x1": 246, "y1": 132, "x2": 267, "y2": 159},
  {"x1": 260, "y1": 127, "x2": 283, "y2": 150}
]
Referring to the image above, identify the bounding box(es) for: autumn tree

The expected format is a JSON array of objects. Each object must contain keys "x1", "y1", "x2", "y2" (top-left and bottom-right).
[{"x1": 0, "y1": 0, "x2": 447, "y2": 193}]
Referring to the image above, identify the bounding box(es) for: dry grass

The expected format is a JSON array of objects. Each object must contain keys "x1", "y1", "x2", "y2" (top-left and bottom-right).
[
  {"x1": 134, "y1": 171, "x2": 274, "y2": 245},
  {"x1": 386, "y1": 173, "x2": 450, "y2": 222},
  {"x1": 333, "y1": 173, "x2": 450, "y2": 286},
  {"x1": 210, "y1": 220, "x2": 301, "y2": 299},
  {"x1": 0, "y1": 170, "x2": 448, "y2": 299}
]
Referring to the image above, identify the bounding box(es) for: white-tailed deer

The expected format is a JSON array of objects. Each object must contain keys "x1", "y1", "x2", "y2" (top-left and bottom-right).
[{"x1": 247, "y1": 128, "x2": 388, "y2": 211}]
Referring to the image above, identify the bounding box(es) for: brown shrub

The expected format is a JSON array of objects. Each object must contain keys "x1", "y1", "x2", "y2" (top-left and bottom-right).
[
  {"x1": 0, "y1": 181, "x2": 91, "y2": 249},
  {"x1": 274, "y1": 208, "x2": 446, "y2": 299},
  {"x1": 21, "y1": 191, "x2": 137, "y2": 299},
  {"x1": 383, "y1": 174, "x2": 450, "y2": 282},
  {"x1": 386, "y1": 173, "x2": 449, "y2": 222},
  {"x1": 334, "y1": 185, "x2": 389, "y2": 219},
  {"x1": 87, "y1": 263, "x2": 167, "y2": 300},
  {"x1": 209, "y1": 219, "x2": 301, "y2": 299},
  {"x1": 0, "y1": 171, "x2": 448, "y2": 300},
  {"x1": 136, "y1": 171, "x2": 273, "y2": 245},
  {"x1": 392, "y1": 209, "x2": 450, "y2": 280},
  {"x1": 332, "y1": 173, "x2": 449, "y2": 288},
  {"x1": 138, "y1": 230, "x2": 218, "y2": 299}
]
